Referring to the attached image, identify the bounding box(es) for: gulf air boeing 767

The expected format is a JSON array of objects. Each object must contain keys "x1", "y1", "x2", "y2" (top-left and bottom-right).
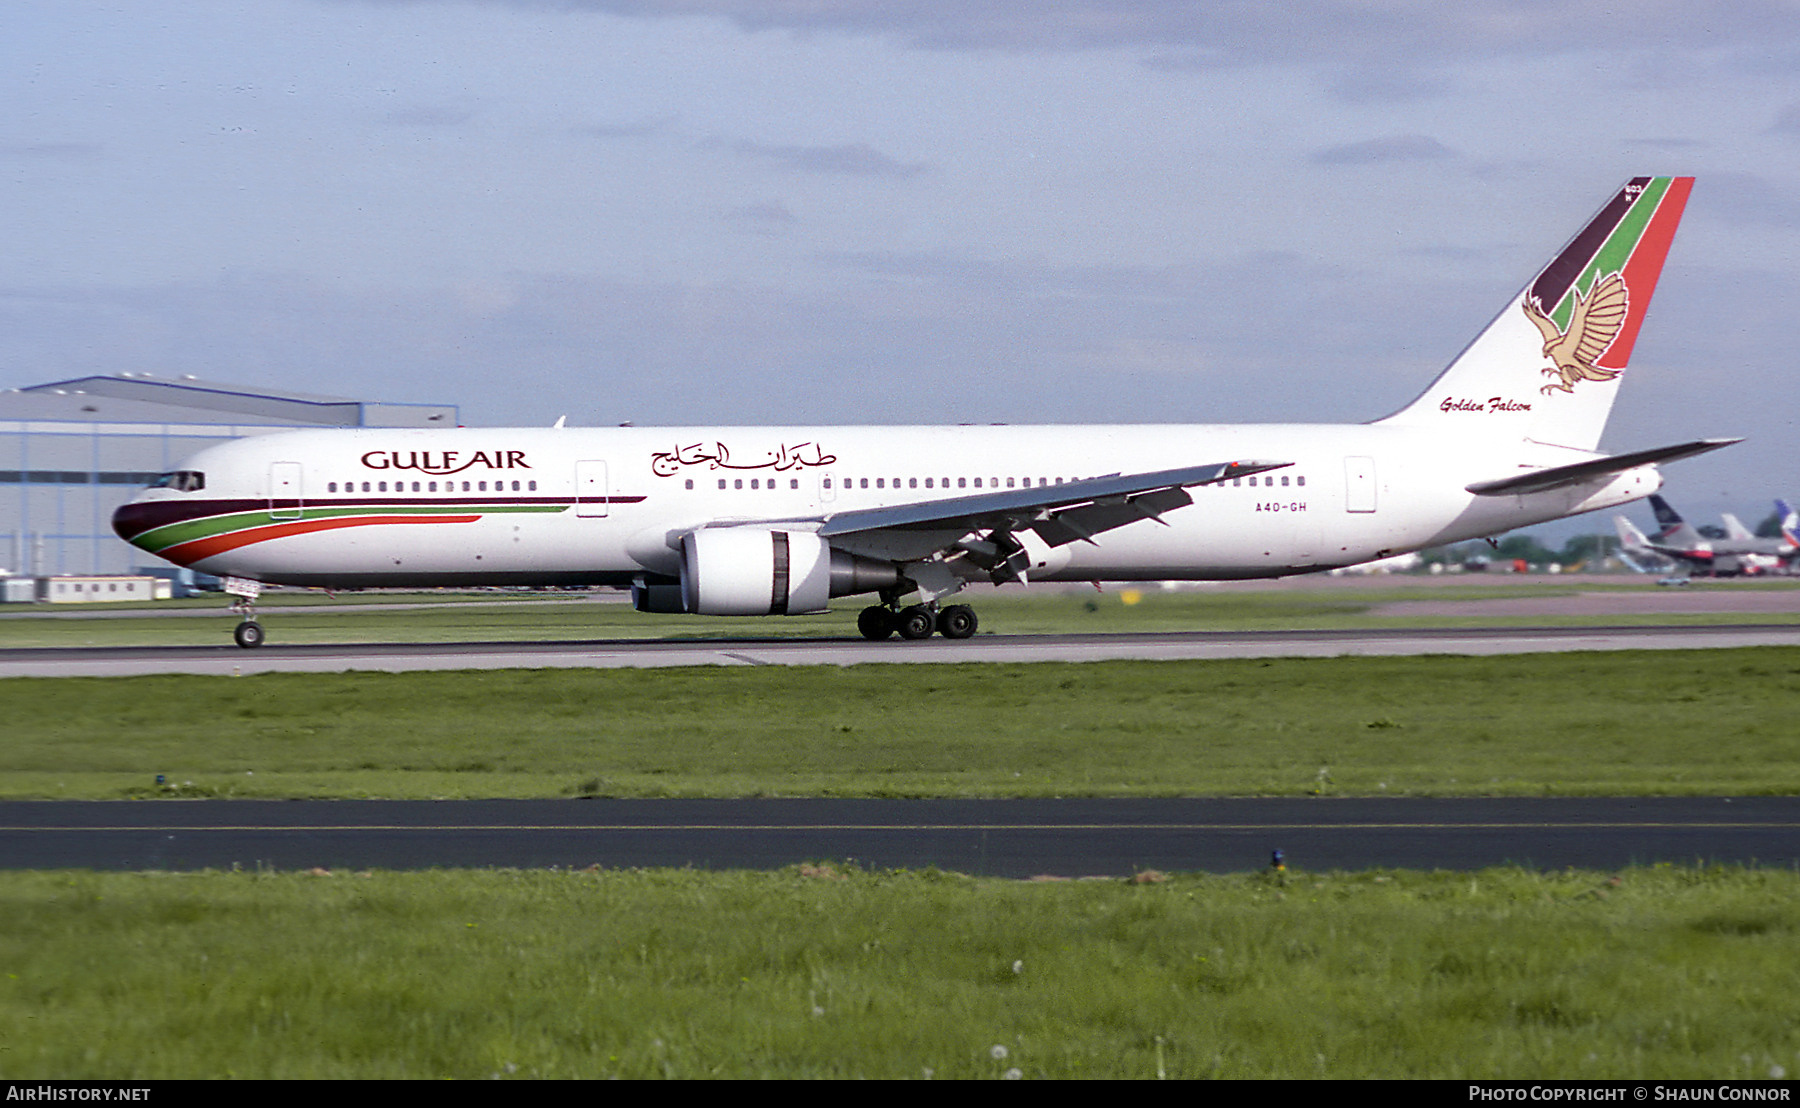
[{"x1": 115, "y1": 177, "x2": 1736, "y2": 647}]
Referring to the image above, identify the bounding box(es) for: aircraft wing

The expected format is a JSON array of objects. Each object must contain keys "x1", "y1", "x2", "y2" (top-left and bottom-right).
[
  {"x1": 819, "y1": 459, "x2": 1291, "y2": 545},
  {"x1": 1465, "y1": 439, "x2": 1740, "y2": 497}
]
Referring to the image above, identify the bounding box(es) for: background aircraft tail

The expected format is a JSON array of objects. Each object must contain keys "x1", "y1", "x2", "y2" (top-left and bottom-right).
[
  {"x1": 1613, "y1": 514, "x2": 1674, "y2": 574},
  {"x1": 1648, "y1": 494, "x2": 1706, "y2": 546},
  {"x1": 1614, "y1": 513, "x2": 1650, "y2": 549},
  {"x1": 1380, "y1": 177, "x2": 1693, "y2": 452}
]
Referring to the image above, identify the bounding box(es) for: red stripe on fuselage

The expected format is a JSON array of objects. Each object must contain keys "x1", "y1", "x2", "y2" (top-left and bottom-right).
[{"x1": 158, "y1": 514, "x2": 481, "y2": 567}]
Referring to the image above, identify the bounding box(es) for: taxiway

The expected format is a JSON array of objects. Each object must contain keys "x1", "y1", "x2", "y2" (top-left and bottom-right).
[{"x1": 3, "y1": 797, "x2": 1795, "y2": 876}]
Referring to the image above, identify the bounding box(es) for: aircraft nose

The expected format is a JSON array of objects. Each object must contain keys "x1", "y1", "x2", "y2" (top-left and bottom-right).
[{"x1": 112, "y1": 498, "x2": 158, "y2": 548}]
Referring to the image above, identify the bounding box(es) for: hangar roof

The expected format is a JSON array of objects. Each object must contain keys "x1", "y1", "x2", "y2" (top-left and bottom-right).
[{"x1": 0, "y1": 374, "x2": 457, "y2": 428}]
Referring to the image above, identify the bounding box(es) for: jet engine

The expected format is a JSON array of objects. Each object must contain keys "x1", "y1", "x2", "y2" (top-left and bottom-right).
[{"x1": 668, "y1": 528, "x2": 899, "y2": 616}]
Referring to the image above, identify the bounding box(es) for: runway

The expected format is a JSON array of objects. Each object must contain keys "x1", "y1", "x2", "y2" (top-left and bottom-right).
[
  {"x1": 3, "y1": 622, "x2": 1799, "y2": 677},
  {"x1": 3, "y1": 797, "x2": 1794, "y2": 876}
]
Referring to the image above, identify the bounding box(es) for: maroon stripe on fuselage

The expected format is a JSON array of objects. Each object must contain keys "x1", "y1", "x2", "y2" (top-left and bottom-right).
[{"x1": 113, "y1": 495, "x2": 644, "y2": 540}]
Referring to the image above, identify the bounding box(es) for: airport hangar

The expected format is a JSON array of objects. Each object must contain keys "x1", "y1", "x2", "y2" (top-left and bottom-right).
[{"x1": 1, "y1": 374, "x2": 456, "y2": 578}]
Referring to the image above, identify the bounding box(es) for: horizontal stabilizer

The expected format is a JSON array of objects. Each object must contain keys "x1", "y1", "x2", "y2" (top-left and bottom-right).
[{"x1": 1465, "y1": 439, "x2": 1739, "y2": 497}]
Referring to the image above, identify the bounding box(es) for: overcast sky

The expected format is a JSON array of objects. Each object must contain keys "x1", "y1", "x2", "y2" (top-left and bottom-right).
[{"x1": 4, "y1": 0, "x2": 1799, "y2": 531}]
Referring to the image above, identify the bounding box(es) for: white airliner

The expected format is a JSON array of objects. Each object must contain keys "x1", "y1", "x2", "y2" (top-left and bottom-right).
[{"x1": 116, "y1": 176, "x2": 1734, "y2": 647}]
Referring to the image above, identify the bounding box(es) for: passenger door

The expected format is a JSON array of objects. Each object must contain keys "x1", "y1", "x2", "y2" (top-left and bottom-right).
[
  {"x1": 268, "y1": 461, "x2": 303, "y2": 520},
  {"x1": 575, "y1": 460, "x2": 610, "y2": 518}
]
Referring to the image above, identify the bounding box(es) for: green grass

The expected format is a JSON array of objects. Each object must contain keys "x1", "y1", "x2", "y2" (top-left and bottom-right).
[
  {"x1": 1, "y1": 865, "x2": 1795, "y2": 1078},
  {"x1": 6, "y1": 593, "x2": 1797, "y2": 1079},
  {"x1": 5, "y1": 649, "x2": 1799, "y2": 799}
]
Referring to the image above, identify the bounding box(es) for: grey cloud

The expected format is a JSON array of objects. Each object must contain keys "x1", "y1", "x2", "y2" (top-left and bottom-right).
[
  {"x1": 1311, "y1": 135, "x2": 1455, "y2": 166},
  {"x1": 574, "y1": 115, "x2": 677, "y2": 139},
  {"x1": 1325, "y1": 68, "x2": 1454, "y2": 105},
  {"x1": 402, "y1": 2, "x2": 1800, "y2": 65},
  {"x1": 1694, "y1": 172, "x2": 1800, "y2": 227},
  {"x1": 3, "y1": 234, "x2": 1782, "y2": 481},
  {"x1": 721, "y1": 139, "x2": 929, "y2": 178},
  {"x1": 1767, "y1": 103, "x2": 1800, "y2": 134},
  {"x1": 0, "y1": 247, "x2": 1429, "y2": 430},
  {"x1": 383, "y1": 105, "x2": 477, "y2": 127},
  {"x1": 1, "y1": 143, "x2": 104, "y2": 160},
  {"x1": 724, "y1": 200, "x2": 799, "y2": 233}
]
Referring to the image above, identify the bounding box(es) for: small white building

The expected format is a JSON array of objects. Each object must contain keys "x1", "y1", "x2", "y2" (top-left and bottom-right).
[{"x1": 42, "y1": 575, "x2": 170, "y2": 603}]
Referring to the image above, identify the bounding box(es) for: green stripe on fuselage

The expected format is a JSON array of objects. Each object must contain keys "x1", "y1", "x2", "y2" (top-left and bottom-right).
[{"x1": 132, "y1": 502, "x2": 570, "y2": 554}]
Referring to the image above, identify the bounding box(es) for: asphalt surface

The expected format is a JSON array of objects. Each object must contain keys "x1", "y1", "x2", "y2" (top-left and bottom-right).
[
  {"x1": 3, "y1": 622, "x2": 1800, "y2": 677},
  {"x1": 2, "y1": 797, "x2": 1793, "y2": 876}
]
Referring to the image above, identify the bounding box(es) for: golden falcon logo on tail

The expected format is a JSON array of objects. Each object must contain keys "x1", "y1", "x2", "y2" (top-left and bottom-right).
[{"x1": 1523, "y1": 272, "x2": 1630, "y2": 395}]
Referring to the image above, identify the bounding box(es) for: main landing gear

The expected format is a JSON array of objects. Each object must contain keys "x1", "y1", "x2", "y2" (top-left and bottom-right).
[{"x1": 857, "y1": 602, "x2": 979, "y2": 642}]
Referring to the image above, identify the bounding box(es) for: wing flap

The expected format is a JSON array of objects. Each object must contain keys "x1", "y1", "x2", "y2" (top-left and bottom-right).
[{"x1": 1029, "y1": 485, "x2": 1195, "y2": 548}]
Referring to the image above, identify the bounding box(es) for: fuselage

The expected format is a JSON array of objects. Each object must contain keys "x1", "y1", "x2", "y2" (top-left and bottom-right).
[{"x1": 113, "y1": 422, "x2": 1660, "y2": 591}]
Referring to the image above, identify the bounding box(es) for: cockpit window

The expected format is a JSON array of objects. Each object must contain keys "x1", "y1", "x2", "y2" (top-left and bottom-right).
[{"x1": 150, "y1": 470, "x2": 205, "y2": 492}]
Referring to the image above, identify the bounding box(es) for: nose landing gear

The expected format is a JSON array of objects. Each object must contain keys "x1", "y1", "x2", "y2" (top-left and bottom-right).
[{"x1": 224, "y1": 576, "x2": 265, "y2": 649}]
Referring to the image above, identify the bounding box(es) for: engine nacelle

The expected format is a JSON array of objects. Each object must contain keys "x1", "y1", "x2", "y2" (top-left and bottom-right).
[{"x1": 678, "y1": 528, "x2": 897, "y2": 616}]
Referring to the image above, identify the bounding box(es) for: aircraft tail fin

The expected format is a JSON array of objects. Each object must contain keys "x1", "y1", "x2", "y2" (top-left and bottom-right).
[
  {"x1": 1722, "y1": 513, "x2": 1755, "y2": 542},
  {"x1": 1778, "y1": 499, "x2": 1799, "y2": 548},
  {"x1": 1379, "y1": 177, "x2": 1694, "y2": 451},
  {"x1": 1649, "y1": 494, "x2": 1706, "y2": 546},
  {"x1": 1613, "y1": 514, "x2": 1668, "y2": 574},
  {"x1": 1614, "y1": 514, "x2": 1649, "y2": 549}
]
